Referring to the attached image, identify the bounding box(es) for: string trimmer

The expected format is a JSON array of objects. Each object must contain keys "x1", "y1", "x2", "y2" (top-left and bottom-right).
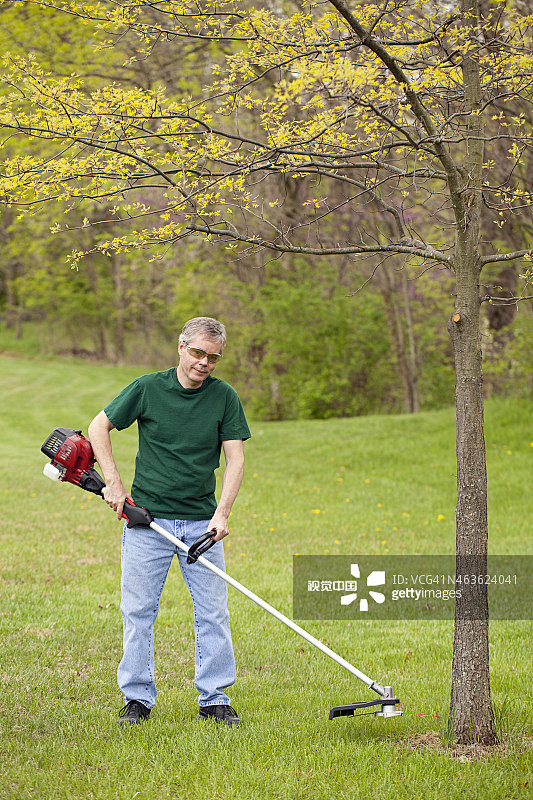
[{"x1": 41, "y1": 426, "x2": 402, "y2": 721}]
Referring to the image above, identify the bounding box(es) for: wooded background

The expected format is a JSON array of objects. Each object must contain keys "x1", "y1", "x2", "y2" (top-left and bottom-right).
[{"x1": 1, "y1": 1, "x2": 531, "y2": 421}]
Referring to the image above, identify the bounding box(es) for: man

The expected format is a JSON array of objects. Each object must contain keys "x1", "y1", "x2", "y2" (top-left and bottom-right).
[{"x1": 88, "y1": 317, "x2": 250, "y2": 727}]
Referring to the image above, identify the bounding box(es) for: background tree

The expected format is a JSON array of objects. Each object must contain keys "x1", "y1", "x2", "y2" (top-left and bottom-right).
[
  {"x1": 0, "y1": 0, "x2": 455, "y2": 411},
  {"x1": 1, "y1": 0, "x2": 533, "y2": 744}
]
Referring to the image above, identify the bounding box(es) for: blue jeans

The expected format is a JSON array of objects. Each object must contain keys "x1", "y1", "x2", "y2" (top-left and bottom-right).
[{"x1": 117, "y1": 518, "x2": 236, "y2": 709}]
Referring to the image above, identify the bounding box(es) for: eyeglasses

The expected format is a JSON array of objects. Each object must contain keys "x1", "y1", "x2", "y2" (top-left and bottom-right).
[{"x1": 183, "y1": 342, "x2": 223, "y2": 364}]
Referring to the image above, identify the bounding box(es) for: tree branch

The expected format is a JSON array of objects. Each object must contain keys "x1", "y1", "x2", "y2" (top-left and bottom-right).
[{"x1": 480, "y1": 250, "x2": 533, "y2": 266}]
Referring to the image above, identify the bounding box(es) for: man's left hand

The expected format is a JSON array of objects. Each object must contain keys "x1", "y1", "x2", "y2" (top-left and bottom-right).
[{"x1": 208, "y1": 511, "x2": 230, "y2": 541}]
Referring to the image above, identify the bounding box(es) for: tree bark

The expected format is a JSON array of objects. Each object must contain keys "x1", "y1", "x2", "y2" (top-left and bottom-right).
[
  {"x1": 447, "y1": 0, "x2": 497, "y2": 744},
  {"x1": 400, "y1": 267, "x2": 420, "y2": 413},
  {"x1": 110, "y1": 252, "x2": 126, "y2": 363},
  {"x1": 448, "y1": 276, "x2": 497, "y2": 744},
  {"x1": 381, "y1": 263, "x2": 420, "y2": 413}
]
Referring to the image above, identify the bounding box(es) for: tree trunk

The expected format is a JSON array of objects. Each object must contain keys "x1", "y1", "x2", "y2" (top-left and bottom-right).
[
  {"x1": 381, "y1": 263, "x2": 420, "y2": 413},
  {"x1": 447, "y1": 0, "x2": 498, "y2": 744},
  {"x1": 400, "y1": 266, "x2": 420, "y2": 413},
  {"x1": 448, "y1": 268, "x2": 497, "y2": 744},
  {"x1": 4, "y1": 260, "x2": 20, "y2": 333},
  {"x1": 110, "y1": 253, "x2": 126, "y2": 363}
]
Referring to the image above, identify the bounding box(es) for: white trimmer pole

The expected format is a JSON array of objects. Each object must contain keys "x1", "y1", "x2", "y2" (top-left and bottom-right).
[{"x1": 148, "y1": 518, "x2": 386, "y2": 697}]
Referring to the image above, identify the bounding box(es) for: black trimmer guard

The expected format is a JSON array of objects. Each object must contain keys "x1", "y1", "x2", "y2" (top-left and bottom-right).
[{"x1": 329, "y1": 692, "x2": 402, "y2": 719}]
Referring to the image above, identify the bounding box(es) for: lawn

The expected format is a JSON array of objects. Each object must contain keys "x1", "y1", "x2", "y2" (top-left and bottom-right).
[{"x1": 0, "y1": 354, "x2": 531, "y2": 799}]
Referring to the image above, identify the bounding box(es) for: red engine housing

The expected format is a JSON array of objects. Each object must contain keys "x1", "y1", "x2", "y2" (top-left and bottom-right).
[
  {"x1": 41, "y1": 428, "x2": 105, "y2": 495},
  {"x1": 53, "y1": 432, "x2": 96, "y2": 485},
  {"x1": 41, "y1": 427, "x2": 152, "y2": 523}
]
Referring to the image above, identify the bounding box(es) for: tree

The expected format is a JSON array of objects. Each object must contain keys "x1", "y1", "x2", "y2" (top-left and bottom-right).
[
  {"x1": 1, "y1": 0, "x2": 532, "y2": 744},
  {"x1": 0, "y1": 1, "x2": 227, "y2": 361}
]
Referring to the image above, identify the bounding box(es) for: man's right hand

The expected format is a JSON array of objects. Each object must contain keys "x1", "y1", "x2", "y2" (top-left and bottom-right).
[{"x1": 102, "y1": 481, "x2": 129, "y2": 520}]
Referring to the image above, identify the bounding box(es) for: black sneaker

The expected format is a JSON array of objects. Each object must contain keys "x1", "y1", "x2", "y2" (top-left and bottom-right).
[
  {"x1": 118, "y1": 700, "x2": 151, "y2": 725},
  {"x1": 197, "y1": 704, "x2": 240, "y2": 727}
]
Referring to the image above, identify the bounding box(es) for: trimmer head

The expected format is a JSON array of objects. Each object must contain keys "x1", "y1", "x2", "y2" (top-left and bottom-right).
[{"x1": 329, "y1": 686, "x2": 402, "y2": 720}]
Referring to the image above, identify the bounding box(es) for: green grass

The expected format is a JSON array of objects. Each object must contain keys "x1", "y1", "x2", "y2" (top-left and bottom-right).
[{"x1": 0, "y1": 354, "x2": 531, "y2": 799}]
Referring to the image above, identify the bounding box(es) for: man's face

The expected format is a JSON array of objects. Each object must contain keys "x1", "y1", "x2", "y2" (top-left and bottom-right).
[{"x1": 177, "y1": 336, "x2": 223, "y2": 388}]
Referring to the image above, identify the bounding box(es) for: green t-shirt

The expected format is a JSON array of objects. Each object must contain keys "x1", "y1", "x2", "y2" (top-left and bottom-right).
[{"x1": 104, "y1": 368, "x2": 251, "y2": 520}]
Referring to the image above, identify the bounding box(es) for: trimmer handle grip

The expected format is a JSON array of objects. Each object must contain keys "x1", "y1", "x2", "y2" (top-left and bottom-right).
[
  {"x1": 121, "y1": 498, "x2": 154, "y2": 528},
  {"x1": 187, "y1": 531, "x2": 217, "y2": 564}
]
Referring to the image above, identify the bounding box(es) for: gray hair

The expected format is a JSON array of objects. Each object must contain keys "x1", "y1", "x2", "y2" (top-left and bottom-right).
[{"x1": 179, "y1": 317, "x2": 227, "y2": 349}]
